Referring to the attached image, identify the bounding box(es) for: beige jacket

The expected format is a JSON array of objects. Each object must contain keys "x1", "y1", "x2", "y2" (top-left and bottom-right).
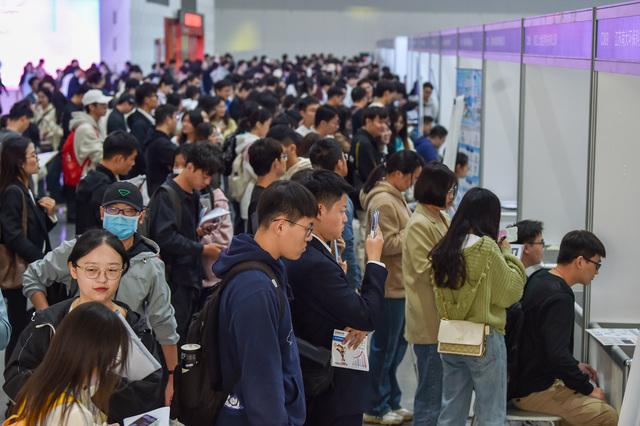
[
  {"x1": 403, "y1": 203, "x2": 451, "y2": 344},
  {"x1": 360, "y1": 180, "x2": 412, "y2": 299}
]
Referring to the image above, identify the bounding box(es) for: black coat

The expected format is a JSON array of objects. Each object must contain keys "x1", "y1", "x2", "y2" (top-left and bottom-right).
[
  {"x1": 0, "y1": 181, "x2": 54, "y2": 263},
  {"x1": 144, "y1": 130, "x2": 176, "y2": 196},
  {"x1": 347, "y1": 128, "x2": 383, "y2": 210},
  {"x1": 282, "y1": 237, "x2": 387, "y2": 417},
  {"x1": 3, "y1": 298, "x2": 164, "y2": 423},
  {"x1": 126, "y1": 110, "x2": 154, "y2": 178},
  {"x1": 75, "y1": 164, "x2": 118, "y2": 234}
]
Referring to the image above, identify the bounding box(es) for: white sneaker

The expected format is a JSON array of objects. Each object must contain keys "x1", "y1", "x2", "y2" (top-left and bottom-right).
[
  {"x1": 363, "y1": 411, "x2": 404, "y2": 425},
  {"x1": 391, "y1": 408, "x2": 413, "y2": 421}
]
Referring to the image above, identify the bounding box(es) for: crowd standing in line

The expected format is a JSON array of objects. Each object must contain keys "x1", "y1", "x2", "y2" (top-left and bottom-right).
[{"x1": 0, "y1": 55, "x2": 619, "y2": 425}]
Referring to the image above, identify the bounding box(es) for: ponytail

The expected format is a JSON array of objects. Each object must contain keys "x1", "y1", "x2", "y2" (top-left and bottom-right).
[{"x1": 362, "y1": 150, "x2": 424, "y2": 194}]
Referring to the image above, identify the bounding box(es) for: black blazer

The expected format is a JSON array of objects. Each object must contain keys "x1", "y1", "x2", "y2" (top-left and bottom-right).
[
  {"x1": 282, "y1": 236, "x2": 387, "y2": 417},
  {"x1": 0, "y1": 181, "x2": 55, "y2": 263}
]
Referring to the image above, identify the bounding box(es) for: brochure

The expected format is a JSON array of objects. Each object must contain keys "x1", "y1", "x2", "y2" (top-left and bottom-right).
[
  {"x1": 587, "y1": 328, "x2": 638, "y2": 346},
  {"x1": 198, "y1": 207, "x2": 230, "y2": 227},
  {"x1": 116, "y1": 310, "x2": 162, "y2": 381},
  {"x1": 331, "y1": 329, "x2": 369, "y2": 371}
]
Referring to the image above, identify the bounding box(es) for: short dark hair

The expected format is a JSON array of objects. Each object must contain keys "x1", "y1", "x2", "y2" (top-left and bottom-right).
[
  {"x1": 423, "y1": 116, "x2": 434, "y2": 125},
  {"x1": 8, "y1": 100, "x2": 34, "y2": 120},
  {"x1": 186, "y1": 141, "x2": 223, "y2": 176},
  {"x1": 357, "y1": 78, "x2": 373, "y2": 88},
  {"x1": 256, "y1": 91, "x2": 279, "y2": 115},
  {"x1": 363, "y1": 106, "x2": 388, "y2": 123},
  {"x1": 68, "y1": 228, "x2": 130, "y2": 275},
  {"x1": 291, "y1": 168, "x2": 353, "y2": 208},
  {"x1": 314, "y1": 105, "x2": 339, "y2": 128},
  {"x1": 37, "y1": 87, "x2": 52, "y2": 103},
  {"x1": 135, "y1": 83, "x2": 157, "y2": 106},
  {"x1": 239, "y1": 81, "x2": 254, "y2": 92},
  {"x1": 414, "y1": 161, "x2": 457, "y2": 207},
  {"x1": 248, "y1": 138, "x2": 283, "y2": 176},
  {"x1": 327, "y1": 86, "x2": 344, "y2": 99},
  {"x1": 185, "y1": 85, "x2": 200, "y2": 100},
  {"x1": 266, "y1": 124, "x2": 301, "y2": 147},
  {"x1": 257, "y1": 180, "x2": 318, "y2": 229},
  {"x1": 513, "y1": 220, "x2": 544, "y2": 245},
  {"x1": 456, "y1": 152, "x2": 469, "y2": 168},
  {"x1": 557, "y1": 230, "x2": 606, "y2": 265},
  {"x1": 155, "y1": 104, "x2": 177, "y2": 126},
  {"x1": 430, "y1": 125, "x2": 448, "y2": 139},
  {"x1": 298, "y1": 96, "x2": 320, "y2": 112},
  {"x1": 213, "y1": 79, "x2": 232, "y2": 91},
  {"x1": 309, "y1": 138, "x2": 344, "y2": 171},
  {"x1": 103, "y1": 131, "x2": 139, "y2": 160},
  {"x1": 423, "y1": 82, "x2": 434, "y2": 90},
  {"x1": 351, "y1": 86, "x2": 367, "y2": 103},
  {"x1": 374, "y1": 80, "x2": 396, "y2": 98}
]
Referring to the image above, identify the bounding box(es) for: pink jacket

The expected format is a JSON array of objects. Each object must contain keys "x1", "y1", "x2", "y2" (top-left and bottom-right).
[{"x1": 200, "y1": 188, "x2": 234, "y2": 287}]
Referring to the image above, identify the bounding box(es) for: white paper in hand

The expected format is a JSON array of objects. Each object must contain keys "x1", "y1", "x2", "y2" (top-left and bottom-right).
[
  {"x1": 198, "y1": 207, "x2": 230, "y2": 227},
  {"x1": 116, "y1": 310, "x2": 161, "y2": 382},
  {"x1": 331, "y1": 329, "x2": 369, "y2": 371}
]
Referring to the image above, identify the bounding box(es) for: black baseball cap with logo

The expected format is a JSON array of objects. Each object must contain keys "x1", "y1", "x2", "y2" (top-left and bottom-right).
[{"x1": 101, "y1": 182, "x2": 143, "y2": 211}]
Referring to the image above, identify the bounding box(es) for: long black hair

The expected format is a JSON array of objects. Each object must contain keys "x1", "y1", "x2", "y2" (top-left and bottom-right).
[
  {"x1": 362, "y1": 150, "x2": 424, "y2": 194},
  {"x1": 430, "y1": 187, "x2": 501, "y2": 289},
  {"x1": 0, "y1": 136, "x2": 30, "y2": 195}
]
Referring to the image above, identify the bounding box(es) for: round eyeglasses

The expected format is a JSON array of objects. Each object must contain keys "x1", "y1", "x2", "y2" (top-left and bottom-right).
[{"x1": 75, "y1": 265, "x2": 123, "y2": 281}]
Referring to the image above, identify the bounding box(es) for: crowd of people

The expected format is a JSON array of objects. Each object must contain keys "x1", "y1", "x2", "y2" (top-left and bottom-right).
[{"x1": 0, "y1": 54, "x2": 619, "y2": 425}]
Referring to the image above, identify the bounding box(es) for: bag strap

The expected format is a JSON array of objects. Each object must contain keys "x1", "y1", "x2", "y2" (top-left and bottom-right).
[
  {"x1": 438, "y1": 287, "x2": 450, "y2": 321},
  {"x1": 221, "y1": 260, "x2": 285, "y2": 317}
]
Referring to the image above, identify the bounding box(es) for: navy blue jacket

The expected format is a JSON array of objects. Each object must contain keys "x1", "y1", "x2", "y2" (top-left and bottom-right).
[
  {"x1": 282, "y1": 236, "x2": 387, "y2": 417},
  {"x1": 213, "y1": 234, "x2": 306, "y2": 425}
]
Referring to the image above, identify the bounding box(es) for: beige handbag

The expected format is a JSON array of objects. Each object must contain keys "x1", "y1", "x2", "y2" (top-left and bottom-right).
[{"x1": 437, "y1": 287, "x2": 489, "y2": 357}]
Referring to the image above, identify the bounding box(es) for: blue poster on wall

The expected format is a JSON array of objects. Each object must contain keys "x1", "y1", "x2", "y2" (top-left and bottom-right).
[{"x1": 456, "y1": 68, "x2": 482, "y2": 200}]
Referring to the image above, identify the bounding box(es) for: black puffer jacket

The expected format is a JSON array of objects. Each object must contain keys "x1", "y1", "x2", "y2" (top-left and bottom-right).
[{"x1": 3, "y1": 298, "x2": 163, "y2": 423}]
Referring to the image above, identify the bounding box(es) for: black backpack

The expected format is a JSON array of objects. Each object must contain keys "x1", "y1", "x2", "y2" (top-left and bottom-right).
[
  {"x1": 138, "y1": 183, "x2": 182, "y2": 238},
  {"x1": 221, "y1": 132, "x2": 239, "y2": 177},
  {"x1": 170, "y1": 260, "x2": 284, "y2": 425}
]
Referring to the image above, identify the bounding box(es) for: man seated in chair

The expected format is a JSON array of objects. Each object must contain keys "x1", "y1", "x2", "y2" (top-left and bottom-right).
[{"x1": 512, "y1": 230, "x2": 618, "y2": 425}]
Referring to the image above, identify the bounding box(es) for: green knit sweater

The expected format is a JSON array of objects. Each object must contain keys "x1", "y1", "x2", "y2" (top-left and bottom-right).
[{"x1": 431, "y1": 235, "x2": 526, "y2": 334}]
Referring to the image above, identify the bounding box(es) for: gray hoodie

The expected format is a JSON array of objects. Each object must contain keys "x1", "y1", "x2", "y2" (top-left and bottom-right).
[
  {"x1": 69, "y1": 111, "x2": 104, "y2": 175},
  {"x1": 22, "y1": 234, "x2": 179, "y2": 345}
]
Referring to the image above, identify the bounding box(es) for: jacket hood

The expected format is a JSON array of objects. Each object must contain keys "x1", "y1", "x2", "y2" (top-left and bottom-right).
[
  {"x1": 69, "y1": 111, "x2": 98, "y2": 131},
  {"x1": 213, "y1": 233, "x2": 287, "y2": 281},
  {"x1": 360, "y1": 179, "x2": 404, "y2": 212},
  {"x1": 235, "y1": 132, "x2": 259, "y2": 154},
  {"x1": 129, "y1": 234, "x2": 161, "y2": 262}
]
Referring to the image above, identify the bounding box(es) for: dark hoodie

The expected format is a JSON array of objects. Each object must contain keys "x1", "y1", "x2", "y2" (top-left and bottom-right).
[
  {"x1": 75, "y1": 164, "x2": 118, "y2": 234},
  {"x1": 213, "y1": 234, "x2": 305, "y2": 426},
  {"x1": 3, "y1": 298, "x2": 163, "y2": 423},
  {"x1": 145, "y1": 129, "x2": 176, "y2": 195}
]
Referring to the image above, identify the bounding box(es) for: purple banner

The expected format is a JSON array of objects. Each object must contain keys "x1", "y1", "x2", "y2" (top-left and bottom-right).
[
  {"x1": 441, "y1": 32, "x2": 458, "y2": 55},
  {"x1": 427, "y1": 34, "x2": 441, "y2": 53},
  {"x1": 597, "y1": 15, "x2": 640, "y2": 61},
  {"x1": 458, "y1": 31, "x2": 483, "y2": 57},
  {"x1": 485, "y1": 27, "x2": 522, "y2": 55},
  {"x1": 524, "y1": 21, "x2": 592, "y2": 58}
]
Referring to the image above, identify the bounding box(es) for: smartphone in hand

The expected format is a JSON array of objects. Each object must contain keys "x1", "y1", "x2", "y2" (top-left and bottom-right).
[{"x1": 371, "y1": 209, "x2": 380, "y2": 238}]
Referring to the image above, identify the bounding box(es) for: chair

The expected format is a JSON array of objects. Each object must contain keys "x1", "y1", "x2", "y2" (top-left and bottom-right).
[{"x1": 470, "y1": 403, "x2": 563, "y2": 425}]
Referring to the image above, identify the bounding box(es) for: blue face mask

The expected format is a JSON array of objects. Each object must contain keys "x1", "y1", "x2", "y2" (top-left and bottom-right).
[{"x1": 103, "y1": 213, "x2": 139, "y2": 239}]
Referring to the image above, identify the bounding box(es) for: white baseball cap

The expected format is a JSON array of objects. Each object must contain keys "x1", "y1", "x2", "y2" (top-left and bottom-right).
[{"x1": 82, "y1": 89, "x2": 112, "y2": 106}]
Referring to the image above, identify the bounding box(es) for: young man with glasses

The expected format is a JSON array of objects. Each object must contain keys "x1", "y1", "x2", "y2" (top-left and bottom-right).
[
  {"x1": 22, "y1": 181, "x2": 179, "y2": 406},
  {"x1": 511, "y1": 230, "x2": 617, "y2": 425},
  {"x1": 213, "y1": 180, "x2": 318, "y2": 425},
  {"x1": 283, "y1": 169, "x2": 387, "y2": 425},
  {"x1": 513, "y1": 219, "x2": 546, "y2": 275}
]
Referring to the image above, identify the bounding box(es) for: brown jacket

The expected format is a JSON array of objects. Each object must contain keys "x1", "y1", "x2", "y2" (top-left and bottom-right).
[
  {"x1": 403, "y1": 203, "x2": 451, "y2": 344},
  {"x1": 360, "y1": 180, "x2": 412, "y2": 298}
]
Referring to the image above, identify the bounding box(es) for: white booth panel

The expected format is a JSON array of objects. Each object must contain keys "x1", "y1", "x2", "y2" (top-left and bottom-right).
[
  {"x1": 407, "y1": 51, "x2": 420, "y2": 94},
  {"x1": 458, "y1": 57, "x2": 482, "y2": 70},
  {"x1": 419, "y1": 52, "x2": 431, "y2": 83},
  {"x1": 482, "y1": 60, "x2": 520, "y2": 203},
  {"x1": 521, "y1": 64, "x2": 590, "y2": 245},
  {"x1": 430, "y1": 54, "x2": 441, "y2": 94},
  {"x1": 394, "y1": 36, "x2": 408, "y2": 83},
  {"x1": 591, "y1": 71, "x2": 640, "y2": 324},
  {"x1": 440, "y1": 55, "x2": 458, "y2": 127}
]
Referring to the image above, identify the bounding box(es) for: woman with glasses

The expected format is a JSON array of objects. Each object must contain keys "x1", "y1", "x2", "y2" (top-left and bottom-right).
[
  {"x1": 359, "y1": 150, "x2": 425, "y2": 424},
  {"x1": 0, "y1": 137, "x2": 56, "y2": 364},
  {"x1": 402, "y1": 161, "x2": 458, "y2": 424},
  {"x1": 4, "y1": 229, "x2": 164, "y2": 424},
  {"x1": 430, "y1": 187, "x2": 526, "y2": 425}
]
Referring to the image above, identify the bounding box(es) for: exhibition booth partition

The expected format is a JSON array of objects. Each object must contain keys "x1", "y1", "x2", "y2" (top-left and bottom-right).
[{"x1": 379, "y1": 0, "x2": 640, "y2": 413}]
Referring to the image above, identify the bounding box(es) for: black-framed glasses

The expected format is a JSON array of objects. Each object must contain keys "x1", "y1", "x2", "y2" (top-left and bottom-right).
[
  {"x1": 75, "y1": 264, "x2": 123, "y2": 281},
  {"x1": 584, "y1": 257, "x2": 602, "y2": 271},
  {"x1": 447, "y1": 185, "x2": 458, "y2": 197},
  {"x1": 529, "y1": 240, "x2": 545, "y2": 246},
  {"x1": 272, "y1": 218, "x2": 314, "y2": 238},
  {"x1": 105, "y1": 206, "x2": 140, "y2": 217}
]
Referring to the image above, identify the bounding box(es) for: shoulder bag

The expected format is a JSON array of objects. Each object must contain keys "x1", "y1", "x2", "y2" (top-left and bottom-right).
[{"x1": 437, "y1": 287, "x2": 489, "y2": 357}]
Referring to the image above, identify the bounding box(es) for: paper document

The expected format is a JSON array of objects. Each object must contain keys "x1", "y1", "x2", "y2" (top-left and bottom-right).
[
  {"x1": 198, "y1": 207, "x2": 230, "y2": 227},
  {"x1": 116, "y1": 310, "x2": 162, "y2": 381},
  {"x1": 124, "y1": 407, "x2": 170, "y2": 426},
  {"x1": 331, "y1": 329, "x2": 369, "y2": 371},
  {"x1": 587, "y1": 328, "x2": 638, "y2": 346},
  {"x1": 37, "y1": 151, "x2": 58, "y2": 165}
]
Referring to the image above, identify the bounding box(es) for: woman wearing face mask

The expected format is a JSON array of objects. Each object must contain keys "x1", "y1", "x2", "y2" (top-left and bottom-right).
[
  {"x1": 4, "y1": 229, "x2": 165, "y2": 424},
  {"x1": 21, "y1": 181, "x2": 179, "y2": 407},
  {"x1": 6, "y1": 302, "x2": 129, "y2": 426},
  {"x1": 359, "y1": 150, "x2": 425, "y2": 424}
]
